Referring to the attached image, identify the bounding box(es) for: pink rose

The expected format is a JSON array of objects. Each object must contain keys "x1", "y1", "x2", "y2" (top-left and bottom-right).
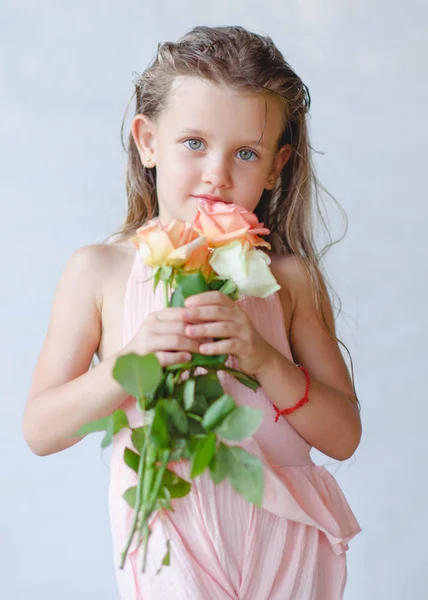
[
  {"x1": 130, "y1": 218, "x2": 210, "y2": 273},
  {"x1": 193, "y1": 199, "x2": 271, "y2": 248}
]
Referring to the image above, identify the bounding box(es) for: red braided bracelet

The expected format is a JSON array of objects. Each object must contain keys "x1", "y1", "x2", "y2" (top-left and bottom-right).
[{"x1": 273, "y1": 364, "x2": 311, "y2": 422}]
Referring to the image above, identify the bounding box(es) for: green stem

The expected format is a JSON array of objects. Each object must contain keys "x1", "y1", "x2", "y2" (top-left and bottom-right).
[
  {"x1": 140, "y1": 448, "x2": 171, "y2": 573},
  {"x1": 142, "y1": 443, "x2": 157, "y2": 506},
  {"x1": 163, "y1": 279, "x2": 169, "y2": 308},
  {"x1": 140, "y1": 523, "x2": 151, "y2": 573},
  {"x1": 119, "y1": 433, "x2": 147, "y2": 569},
  {"x1": 187, "y1": 413, "x2": 203, "y2": 422}
]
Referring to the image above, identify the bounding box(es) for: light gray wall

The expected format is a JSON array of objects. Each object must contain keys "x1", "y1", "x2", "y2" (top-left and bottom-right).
[{"x1": 2, "y1": 1, "x2": 426, "y2": 598}]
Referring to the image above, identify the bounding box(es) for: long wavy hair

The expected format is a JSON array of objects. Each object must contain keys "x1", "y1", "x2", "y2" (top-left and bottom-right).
[{"x1": 107, "y1": 25, "x2": 360, "y2": 412}]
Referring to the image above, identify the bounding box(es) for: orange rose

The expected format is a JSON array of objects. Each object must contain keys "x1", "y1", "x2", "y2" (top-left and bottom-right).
[
  {"x1": 193, "y1": 199, "x2": 271, "y2": 248},
  {"x1": 130, "y1": 218, "x2": 211, "y2": 274}
]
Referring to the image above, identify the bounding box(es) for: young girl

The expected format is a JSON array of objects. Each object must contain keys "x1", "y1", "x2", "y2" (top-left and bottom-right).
[{"x1": 23, "y1": 25, "x2": 362, "y2": 600}]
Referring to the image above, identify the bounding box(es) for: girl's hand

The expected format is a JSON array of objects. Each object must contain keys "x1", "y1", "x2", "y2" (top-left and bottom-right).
[
  {"x1": 123, "y1": 307, "x2": 203, "y2": 368},
  {"x1": 183, "y1": 291, "x2": 276, "y2": 376}
]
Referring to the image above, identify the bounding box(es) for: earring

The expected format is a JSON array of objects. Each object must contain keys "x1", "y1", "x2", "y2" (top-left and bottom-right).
[{"x1": 145, "y1": 157, "x2": 151, "y2": 163}]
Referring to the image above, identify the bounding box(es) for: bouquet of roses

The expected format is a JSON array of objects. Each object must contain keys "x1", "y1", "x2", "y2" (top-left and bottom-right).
[{"x1": 74, "y1": 200, "x2": 280, "y2": 574}]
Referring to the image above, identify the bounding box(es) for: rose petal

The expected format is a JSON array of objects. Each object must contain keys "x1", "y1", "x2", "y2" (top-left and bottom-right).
[
  {"x1": 194, "y1": 209, "x2": 227, "y2": 238},
  {"x1": 214, "y1": 209, "x2": 250, "y2": 234},
  {"x1": 207, "y1": 228, "x2": 251, "y2": 246},
  {"x1": 210, "y1": 241, "x2": 280, "y2": 298},
  {"x1": 193, "y1": 198, "x2": 271, "y2": 249},
  {"x1": 167, "y1": 236, "x2": 208, "y2": 267},
  {"x1": 183, "y1": 240, "x2": 212, "y2": 274},
  {"x1": 163, "y1": 219, "x2": 186, "y2": 248},
  {"x1": 144, "y1": 229, "x2": 176, "y2": 265}
]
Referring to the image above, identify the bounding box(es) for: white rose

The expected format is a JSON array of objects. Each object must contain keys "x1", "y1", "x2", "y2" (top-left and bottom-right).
[{"x1": 209, "y1": 241, "x2": 280, "y2": 298}]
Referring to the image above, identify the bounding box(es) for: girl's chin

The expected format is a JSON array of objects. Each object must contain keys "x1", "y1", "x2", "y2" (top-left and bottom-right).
[{"x1": 158, "y1": 204, "x2": 197, "y2": 225}]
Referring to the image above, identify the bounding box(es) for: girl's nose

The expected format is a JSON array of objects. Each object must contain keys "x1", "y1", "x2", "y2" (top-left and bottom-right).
[{"x1": 201, "y1": 156, "x2": 232, "y2": 188}]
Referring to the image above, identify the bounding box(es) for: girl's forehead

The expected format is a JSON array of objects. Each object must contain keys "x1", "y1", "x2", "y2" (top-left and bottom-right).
[{"x1": 160, "y1": 76, "x2": 283, "y2": 142}]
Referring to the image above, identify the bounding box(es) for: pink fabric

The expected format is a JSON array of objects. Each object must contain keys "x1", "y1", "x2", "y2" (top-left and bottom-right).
[{"x1": 108, "y1": 250, "x2": 361, "y2": 599}]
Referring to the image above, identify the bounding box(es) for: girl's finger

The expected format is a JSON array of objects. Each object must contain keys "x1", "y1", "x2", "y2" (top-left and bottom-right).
[
  {"x1": 155, "y1": 351, "x2": 193, "y2": 367},
  {"x1": 184, "y1": 291, "x2": 233, "y2": 307},
  {"x1": 184, "y1": 305, "x2": 237, "y2": 323},
  {"x1": 155, "y1": 307, "x2": 188, "y2": 321},
  {"x1": 199, "y1": 338, "x2": 238, "y2": 355},
  {"x1": 152, "y1": 320, "x2": 188, "y2": 335},
  {"x1": 185, "y1": 321, "x2": 236, "y2": 339},
  {"x1": 151, "y1": 335, "x2": 200, "y2": 353}
]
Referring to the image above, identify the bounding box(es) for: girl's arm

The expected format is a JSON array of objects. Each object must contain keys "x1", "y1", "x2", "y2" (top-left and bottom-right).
[
  {"x1": 22, "y1": 246, "x2": 129, "y2": 457},
  {"x1": 259, "y1": 256, "x2": 362, "y2": 461}
]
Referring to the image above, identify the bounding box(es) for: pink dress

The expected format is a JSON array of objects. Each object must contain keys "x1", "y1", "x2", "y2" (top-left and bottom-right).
[{"x1": 108, "y1": 250, "x2": 361, "y2": 599}]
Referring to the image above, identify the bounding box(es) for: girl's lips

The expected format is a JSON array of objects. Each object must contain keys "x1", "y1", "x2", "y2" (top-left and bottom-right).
[{"x1": 192, "y1": 195, "x2": 229, "y2": 203}]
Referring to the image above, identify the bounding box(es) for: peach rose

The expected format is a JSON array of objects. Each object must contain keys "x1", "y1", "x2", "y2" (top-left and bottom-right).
[
  {"x1": 130, "y1": 218, "x2": 210, "y2": 273},
  {"x1": 193, "y1": 199, "x2": 271, "y2": 248}
]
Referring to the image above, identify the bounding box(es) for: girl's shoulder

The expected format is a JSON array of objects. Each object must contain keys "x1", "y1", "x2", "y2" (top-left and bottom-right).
[
  {"x1": 59, "y1": 239, "x2": 137, "y2": 361},
  {"x1": 268, "y1": 252, "x2": 308, "y2": 311},
  {"x1": 63, "y1": 239, "x2": 136, "y2": 313}
]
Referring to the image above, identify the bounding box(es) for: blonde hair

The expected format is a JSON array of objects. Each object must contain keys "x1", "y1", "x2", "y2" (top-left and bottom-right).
[{"x1": 107, "y1": 25, "x2": 360, "y2": 410}]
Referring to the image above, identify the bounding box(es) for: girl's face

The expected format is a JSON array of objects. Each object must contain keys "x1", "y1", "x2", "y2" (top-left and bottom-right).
[{"x1": 132, "y1": 76, "x2": 291, "y2": 224}]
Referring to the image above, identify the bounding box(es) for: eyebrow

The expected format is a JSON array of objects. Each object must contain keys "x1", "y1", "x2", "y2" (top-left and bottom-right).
[{"x1": 180, "y1": 128, "x2": 269, "y2": 150}]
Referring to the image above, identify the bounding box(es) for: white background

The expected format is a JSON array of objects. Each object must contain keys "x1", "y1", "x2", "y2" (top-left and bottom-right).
[{"x1": 1, "y1": 1, "x2": 427, "y2": 598}]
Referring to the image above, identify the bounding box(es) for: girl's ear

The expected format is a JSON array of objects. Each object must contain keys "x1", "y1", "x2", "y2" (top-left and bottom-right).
[
  {"x1": 265, "y1": 144, "x2": 292, "y2": 190},
  {"x1": 131, "y1": 115, "x2": 157, "y2": 167}
]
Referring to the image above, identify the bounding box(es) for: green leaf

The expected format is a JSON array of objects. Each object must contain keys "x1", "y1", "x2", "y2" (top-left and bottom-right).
[
  {"x1": 175, "y1": 272, "x2": 208, "y2": 297},
  {"x1": 218, "y1": 279, "x2": 237, "y2": 296},
  {"x1": 215, "y1": 406, "x2": 264, "y2": 441},
  {"x1": 209, "y1": 442, "x2": 230, "y2": 484},
  {"x1": 164, "y1": 399, "x2": 188, "y2": 436},
  {"x1": 123, "y1": 486, "x2": 138, "y2": 509},
  {"x1": 124, "y1": 447, "x2": 140, "y2": 473},
  {"x1": 183, "y1": 378, "x2": 196, "y2": 410},
  {"x1": 151, "y1": 399, "x2": 188, "y2": 447},
  {"x1": 170, "y1": 287, "x2": 185, "y2": 307},
  {"x1": 186, "y1": 436, "x2": 199, "y2": 456},
  {"x1": 168, "y1": 439, "x2": 187, "y2": 462},
  {"x1": 190, "y1": 433, "x2": 217, "y2": 478},
  {"x1": 208, "y1": 278, "x2": 226, "y2": 291},
  {"x1": 74, "y1": 416, "x2": 110, "y2": 437},
  {"x1": 163, "y1": 469, "x2": 192, "y2": 498},
  {"x1": 90, "y1": 409, "x2": 129, "y2": 448},
  {"x1": 162, "y1": 538, "x2": 171, "y2": 565},
  {"x1": 189, "y1": 394, "x2": 209, "y2": 417},
  {"x1": 194, "y1": 372, "x2": 224, "y2": 401},
  {"x1": 153, "y1": 266, "x2": 162, "y2": 293},
  {"x1": 155, "y1": 538, "x2": 171, "y2": 575},
  {"x1": 165, "y1": 360, "x2": 193, "y2": 372},
  {"x1": 131, "y1": 426, "x2": 146, "y2": 452},
  {"x1": 156, "y1": 485, "x2": 173, "y2": 511},
  {"x1": 160, "y1": 266, "x2": 173, "y2": 281},
  {"x1": 113, "y1": 353, "x2": 163, "y2": 398},
  {"x1": 112, "y1": 409, "x2": 129, "y2": 434},
  {"x1": 202, "y1": 394, "x2": 236, "y2": 431},
  {"x1": 165, "y1": 372, "x2": 175, "y2": 395},
  {"x1": 151, "y1": 402, "x2": 170, "y2": 448},
  {"x1": 101, "y1": 416, "x2": 115, "y2": 448},
  {"x1": 226, "y1": 446, "x2": 264, "y2": 507},
  {"x1": 190, "y1": 353, "x2": 228, "y2": 368},
  {"x1": 187, "y1": 417, "x2": 206, "y2": 436},
  {"x1": 222, "y1": 367, "x2": 260, "y2": 391}
]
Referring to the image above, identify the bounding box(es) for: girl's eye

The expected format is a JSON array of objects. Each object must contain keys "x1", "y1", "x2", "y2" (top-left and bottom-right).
[
  {"x1": 184, "y1": 139, "x2": 205, "y2": 151},
  {"x1": 238, "y1": 149, "x2": 257, "y2": 161}
]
